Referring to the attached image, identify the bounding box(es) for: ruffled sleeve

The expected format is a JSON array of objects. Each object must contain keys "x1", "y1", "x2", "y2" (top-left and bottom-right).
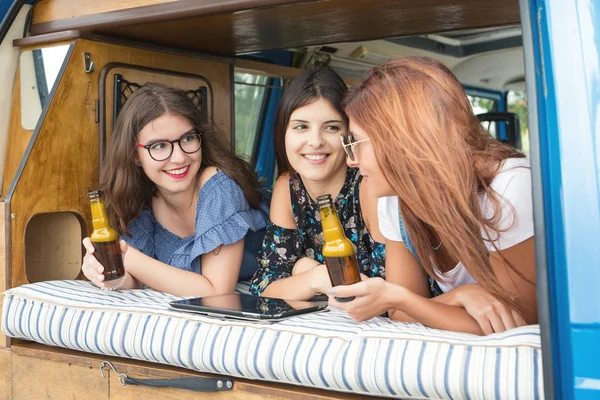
[
  {"x1": 189, "y1": 171, "x2": 269, "y2": 262},
  {"x1": 121, "y1": 210, "x2": 156, "y2": 258},
  {"x1": 249, "y1": 221, "x2": 302, "y2": 295}
]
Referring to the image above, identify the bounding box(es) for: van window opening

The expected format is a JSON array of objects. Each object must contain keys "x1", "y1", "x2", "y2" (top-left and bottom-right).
[{"x1": 234, "y1": 72, "x2": 269, "y2": 163}]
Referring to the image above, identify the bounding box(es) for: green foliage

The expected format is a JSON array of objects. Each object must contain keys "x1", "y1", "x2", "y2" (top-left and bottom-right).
[{"x1": 507, "y1": 90, "x2": 529, "y2": 133}]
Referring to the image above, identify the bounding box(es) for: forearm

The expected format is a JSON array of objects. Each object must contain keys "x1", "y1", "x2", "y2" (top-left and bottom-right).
[
  {"x1": 262, "y1": 258, "x2": 322, "y2": 300},
  {"x1": 125, "y1": 250, "x2": 216, "y2": 297},
  {"x1": 387, "y1": 292, "x2": 457, "y2": 322},
  {"x1": 119, "y1": 272, "x2": 143, "y2": 290},
  {"x1": 387, "y1": 285, "x2": 484, "y2": 335},
  {"x1": 262, "y1": 272, "x2": 316, "y2": 300}
]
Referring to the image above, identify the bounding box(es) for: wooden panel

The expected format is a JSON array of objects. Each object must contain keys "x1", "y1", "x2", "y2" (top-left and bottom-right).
[
  {"x1": 8, "y1": 39, "x2": 231, "y2": 288},
  {"x1": 11, "y1": 343, "x2": 373, "y2": 400},
  {"x1": 1, "y1": 69, "x2": 33, "y2": 196},
  {"x1": 0, "y1": 348, "x2": 11, "y2": 400},
  {"x1": 33, "y1": 0, "x2": 178, "y2": 24},
  {"x1": 0, "y1": 203, "x2": 7, "y2": 348},
  {"x1": 12, "y1": 353, "x2": 108, "y2": 400},
  {"x1": 31, "y1": 0, "x2": 520, "y2": 55}
]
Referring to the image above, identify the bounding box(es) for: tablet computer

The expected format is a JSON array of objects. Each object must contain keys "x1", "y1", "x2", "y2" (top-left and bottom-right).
[{"x1": 169, "y1": 293, "x2": 328, "y2": 322}]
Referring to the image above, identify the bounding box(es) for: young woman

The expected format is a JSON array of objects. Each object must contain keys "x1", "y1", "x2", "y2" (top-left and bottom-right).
[
  {"x1": 81, "y1": 83, "x2": 269, "y2": 296},
  {"x1": 249, "y1": 66, "x2": 388, "y2": 300},
  {"x1": 330, "y1": 57, "x2": 536, "y2": 335}
]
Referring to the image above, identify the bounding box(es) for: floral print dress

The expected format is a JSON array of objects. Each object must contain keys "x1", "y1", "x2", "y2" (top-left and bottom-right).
[{"x1": 250, "y1": 167, "x2": 386, "y2": 295}]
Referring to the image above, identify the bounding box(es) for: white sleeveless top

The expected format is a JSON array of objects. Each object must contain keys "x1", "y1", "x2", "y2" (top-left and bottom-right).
[{"x1": 377, "y1": 158, "x2": 534, "y2": 293}]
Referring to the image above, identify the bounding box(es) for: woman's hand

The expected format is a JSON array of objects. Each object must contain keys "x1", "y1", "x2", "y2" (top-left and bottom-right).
[
  {"x1": 328, "y1": 277, "x2": 391, "y2": 321},
  {"x1": 307, "y1": 264, "x2": 332, "y2": 295},
  {"x1": 81, "y1": 237, "x2": 128, "y2": 289},
  {"x1": 453, "y1": 283, "x2": 527, "y2": 334}
]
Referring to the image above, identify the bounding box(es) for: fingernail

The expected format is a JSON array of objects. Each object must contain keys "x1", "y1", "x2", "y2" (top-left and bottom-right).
[{"x1": 328, "y1": 288, "x2": 336, "y2": 295}]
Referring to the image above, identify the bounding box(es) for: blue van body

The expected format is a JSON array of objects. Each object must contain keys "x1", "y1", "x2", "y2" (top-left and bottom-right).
[
  {"x1": 1, "y1": 0, "x2": 599, "y2": 398},
  {"x1": 522, "y1": 0, "x2": 600, "y2": 399}
]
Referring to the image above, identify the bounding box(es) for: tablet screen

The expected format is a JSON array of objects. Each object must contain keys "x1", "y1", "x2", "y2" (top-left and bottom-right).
[{"x1": 170, "y1": 293, "x2": 327, "y2": 319}]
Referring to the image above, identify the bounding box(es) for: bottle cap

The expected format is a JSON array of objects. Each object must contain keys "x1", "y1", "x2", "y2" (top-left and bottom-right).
[
  {"x1": 88, "y1": 189, "x2": 103, "y2": 200},
  {"x1": 316, "y1": 194, "x2": 333, "y2": 207}
]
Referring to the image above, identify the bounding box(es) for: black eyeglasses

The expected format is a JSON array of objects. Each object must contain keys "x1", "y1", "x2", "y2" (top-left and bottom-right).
[
  {"x1": 137, "y1": 131, "x2": 202, "y2": 161},
  {"x1": 340, "y1": 132, "x2": 370, "y2": 161}
]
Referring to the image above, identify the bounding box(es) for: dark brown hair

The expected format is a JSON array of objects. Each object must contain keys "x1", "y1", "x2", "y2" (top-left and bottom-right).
[
  {"x1": 344, "y1": 57, "x2": 530, "y2": 312},
  {"x1": 273, "y1": 66, "x2": 348, "y2": 177},
  {"x1": 101, "y1": 83, "x2": 263, "y2": 234}
]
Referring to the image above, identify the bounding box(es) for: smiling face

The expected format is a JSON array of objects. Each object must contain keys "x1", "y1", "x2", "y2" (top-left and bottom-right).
[
  {"x1": 284, "y1": 98, "x2": 347, "y2": 183},
  {"x1": 136, "y1": 113, "x2": 202, "y2": 197},
  {"x1": 346, "y1": 120, "x2": 395, "y2": 198}
]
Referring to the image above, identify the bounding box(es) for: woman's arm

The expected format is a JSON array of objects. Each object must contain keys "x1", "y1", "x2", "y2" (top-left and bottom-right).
[
  {"x1": 329, "y1": 279, "x2": 485, "y2": 335},
  {"x1": 332, "y1": 237, "x2": 536, "y2": 335},
  {"x1": 392, "y1": 234, "x2": 536, "y2": 332},
  {"x1": 399, "y1": 237, "x2": 536, "y2": 332},
  {"x1": 489, "y1": 237, "x2": 537, "y2": 323},
  {"x1": 332, "y1": 237, "x2": 484, "y2": 334},
  {"x1": 123, "y1": 239, "x2": 245, "y2": 297},
  {"x1": 251, "y1": 175, "x2": 331, "y2": 300}
]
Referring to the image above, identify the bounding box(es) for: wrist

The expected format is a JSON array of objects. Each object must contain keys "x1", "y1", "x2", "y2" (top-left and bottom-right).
[
  {"x1": 383, "y1": 282, "x2": 407, "y2": 310},
  {"x1": 122, "y1": 246, "x2": 137, "y2": 274},
  {"x1": 307, "y1": 263, "x2": 324, "y2": 295}
]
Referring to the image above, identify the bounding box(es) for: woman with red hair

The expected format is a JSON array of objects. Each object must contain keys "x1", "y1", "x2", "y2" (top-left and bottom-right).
[{"x1": 330, "y1": 57, "x2": 537, "y2": 335}]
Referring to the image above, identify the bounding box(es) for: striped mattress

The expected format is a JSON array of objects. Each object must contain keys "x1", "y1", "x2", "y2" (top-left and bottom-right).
[{"x1": 2, "y1": 280, "x2": 543, "y2": 399}]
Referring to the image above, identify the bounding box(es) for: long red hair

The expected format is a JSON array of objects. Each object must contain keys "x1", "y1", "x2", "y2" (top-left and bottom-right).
[{"x1": 344, "y1": 57, "x2": 530, "y2": 310}]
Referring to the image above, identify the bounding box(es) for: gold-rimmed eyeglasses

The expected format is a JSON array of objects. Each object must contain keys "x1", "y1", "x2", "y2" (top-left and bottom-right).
[{"x1": 340, "y1": 133, "x2": 370, "y2": 161}]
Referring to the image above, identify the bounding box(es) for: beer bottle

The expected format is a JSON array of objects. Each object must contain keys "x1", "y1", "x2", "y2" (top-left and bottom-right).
[
  {"x1": 88, "y1": 190, "x2": 125, "y2": 281},
  {"x1": 317, "y1": 194, "x2": 360, "y2": 302}
]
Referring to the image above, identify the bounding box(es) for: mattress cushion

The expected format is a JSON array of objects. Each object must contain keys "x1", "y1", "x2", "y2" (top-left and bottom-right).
[{"x1": 2, "y1": 280, "x2": 543, "y2": 399}]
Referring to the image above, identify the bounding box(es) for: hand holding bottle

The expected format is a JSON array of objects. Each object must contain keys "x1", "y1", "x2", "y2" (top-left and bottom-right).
[
  {"x1": 81, "y1": 237, "x2": 128, "y2": 289},
  {"x1": 317, "y1": 194, "x2": 361, "y2": 301}
]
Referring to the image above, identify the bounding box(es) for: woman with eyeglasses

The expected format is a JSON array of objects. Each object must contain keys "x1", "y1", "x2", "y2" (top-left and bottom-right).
[
  {"x1": 328, "y1": 57, "x2": 536, "y2": 335},
  {"x1": 80, "y1": 83, "x2": 269, "y2": 296},
  {"x1": 249, "y1": 66, "x2": 389, "y2": 300}
]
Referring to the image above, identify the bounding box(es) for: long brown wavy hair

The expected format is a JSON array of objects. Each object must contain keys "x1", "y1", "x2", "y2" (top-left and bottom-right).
[
  {"x1": 344, "y1": 57, "x2": 531, "y2": 311},
  {"x1": 101, "y1": 83, "x2": 263, "y2": 235}
]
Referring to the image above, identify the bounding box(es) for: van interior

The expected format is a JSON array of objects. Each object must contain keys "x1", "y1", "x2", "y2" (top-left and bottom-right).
[{"x1": 0, "y1": 1, "x2": 543, "y2": 399}]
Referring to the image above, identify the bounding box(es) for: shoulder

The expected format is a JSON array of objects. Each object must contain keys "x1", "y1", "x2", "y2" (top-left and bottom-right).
[
  {"x1": 123, "y1": 209, "x2": 155, "y2": 255},
  {"x1": 377, "y1": 196, "x2": 403, "y2": 242},
  {"x1": 488, "y1": 158, "x2": 532, "y2": 216},
  {"x1": 270, "y1": 173, "x2": 296, "y2": 229},
  {"x1": 196, "y1": 168, "x2": 249, "y2": 219},
  {"x1": 490, "y1": 157, "x2": 531, "y2": 197},
  {"x1": 198, "y1": 166, "x2": 220, "y2": 189},
  {"x1": 197, "y1": 167, "x2": 243, "y2": 198},
  {"x1": 271, "y1": 173, "x2": 292, "y2": 203},
  {"x1": 483, "y1": 157, "x2": 534, "y2": 250}
]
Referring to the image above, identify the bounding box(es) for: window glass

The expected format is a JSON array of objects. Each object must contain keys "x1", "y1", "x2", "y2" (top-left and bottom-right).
[
  {"x1": 20, "y1": 44, "x2": 70, "y2": 130},
  {"x1": 234, "y1": 72, "x2": 269, "y2": 162},
  {"x1": 507, "y1": 90, "x2": 530, "y2": 153},
  {"x1": 468, "y1": 94, "x2": 497, "y2": 137}
]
